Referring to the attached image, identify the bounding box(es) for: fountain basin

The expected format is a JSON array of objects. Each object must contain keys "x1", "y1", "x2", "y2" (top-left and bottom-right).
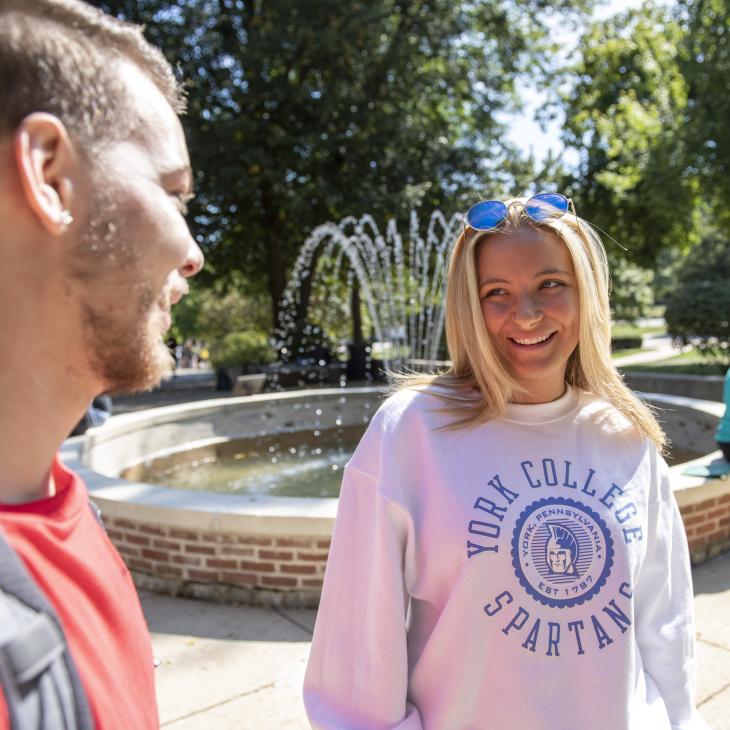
[
  {"x1": 64, "y1": 388, "x2": 379, "y2": 607},
  {"x1": 62, "y1": 388, "x2": 729, "y2": 607}
]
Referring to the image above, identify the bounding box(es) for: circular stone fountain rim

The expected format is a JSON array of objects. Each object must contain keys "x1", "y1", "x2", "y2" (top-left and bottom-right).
[{"x1": 62, "y1": 387, "x2": 385, "y2": 534}]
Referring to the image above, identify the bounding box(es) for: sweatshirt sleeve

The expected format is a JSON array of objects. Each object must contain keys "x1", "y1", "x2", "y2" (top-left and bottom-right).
[
  {"x1": 634, "y1": 465, "x2": 709, "y2": 730},
  {"x1": 303, "y1": 463, "x2": 422, "y2": 730}
]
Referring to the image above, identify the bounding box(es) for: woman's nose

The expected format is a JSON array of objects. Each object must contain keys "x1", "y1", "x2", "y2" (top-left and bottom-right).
[{"x1": 512, "y1": 293, "x2": 543, "y2": 327}]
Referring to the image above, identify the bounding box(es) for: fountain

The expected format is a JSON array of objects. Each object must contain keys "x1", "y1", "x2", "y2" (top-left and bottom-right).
[
  {"x1": 62, "y1": 210, "x2": 730, "y2": 606},
  {"x1": 275, "y1": 210, "x2": 462, "y2": 373}
]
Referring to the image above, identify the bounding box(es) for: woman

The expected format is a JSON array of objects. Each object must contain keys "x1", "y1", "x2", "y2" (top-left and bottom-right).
[{"x1": 304, "y1": 195, "x2": 707, "y2": 729}]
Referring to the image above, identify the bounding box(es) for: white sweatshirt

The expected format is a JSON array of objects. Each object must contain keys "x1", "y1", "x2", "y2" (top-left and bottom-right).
[{"x1": 304, "y1": 386, "x2": 708, "y2": 730}]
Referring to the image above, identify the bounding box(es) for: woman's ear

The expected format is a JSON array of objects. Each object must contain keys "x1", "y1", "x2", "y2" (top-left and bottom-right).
[{"x1": 14, "y1": 112, "x2": 77, "y2": 236}]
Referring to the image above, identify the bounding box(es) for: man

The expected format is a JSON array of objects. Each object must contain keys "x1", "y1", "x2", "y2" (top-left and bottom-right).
[{"x1": 0, "y1": 1, "x2": 204, "y2": 727}]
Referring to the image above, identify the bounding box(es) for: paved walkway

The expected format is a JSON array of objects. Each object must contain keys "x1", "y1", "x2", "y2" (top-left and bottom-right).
[
  {"x1": 612, "y1": 334, "x2": 682, "y2": 368},
  {"x1": 144, "y1": 550, "x2": 730, "y2": 729}
]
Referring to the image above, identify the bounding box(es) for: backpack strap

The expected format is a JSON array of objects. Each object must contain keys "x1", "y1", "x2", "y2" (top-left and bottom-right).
[
  {"x1": 88, "y1": 499, "x2": 104, "y2": 532},
  {"x1": 0, "y1": 531, "x2": 94, "y2": 730}
]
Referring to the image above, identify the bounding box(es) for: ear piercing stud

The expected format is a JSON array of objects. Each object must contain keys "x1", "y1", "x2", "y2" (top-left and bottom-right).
[{"x1": 60, "y1": 209, "x2": 74, "y2": 227}]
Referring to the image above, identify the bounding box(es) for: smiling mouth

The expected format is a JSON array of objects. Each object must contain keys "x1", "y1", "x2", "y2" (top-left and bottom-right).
[{"x1": 509, "y1": 331, "x2": 557, "y2": 346}]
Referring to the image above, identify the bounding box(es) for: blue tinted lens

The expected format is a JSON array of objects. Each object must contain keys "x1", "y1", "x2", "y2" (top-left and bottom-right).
[
  {"x1": 466, "y1": 200, "x2": 509, "y2": 231},
  {"x1": 525, "y1": 193, "x2": 568, "y2": 222}
]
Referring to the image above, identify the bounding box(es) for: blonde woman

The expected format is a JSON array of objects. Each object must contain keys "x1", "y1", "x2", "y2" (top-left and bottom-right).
[{"x1": 304, "y1": 195, "x2": 707, "y2": 729}]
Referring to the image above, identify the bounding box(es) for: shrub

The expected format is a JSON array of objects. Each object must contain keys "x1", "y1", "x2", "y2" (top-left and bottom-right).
[
  {"x1": 611, "y1": 336, "x2": 643, "y2": 351},
  {"x1": 664, "y1": 236, "x2": 730, "y2": 364},
  {"x1": 209, "y1": 331, "x2": 276, "y2": 370}
]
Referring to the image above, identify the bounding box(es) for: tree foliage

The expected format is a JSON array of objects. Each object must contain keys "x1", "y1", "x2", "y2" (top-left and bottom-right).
[
  {"x1": 170, "y1": 277, "x2": 272, "y2": 342},
  {"x1": 91, "y1": 0, "x2": 586, "y2": 325},
  {"x1": 609, "y1": 260, "x2": 654, "y2": 324},
  {"x1": 678, "y1": 0, "x2": 730, "y2": 232},
  {"x1": 561, "y1": 3, "x2": 700, "y2": 267}
]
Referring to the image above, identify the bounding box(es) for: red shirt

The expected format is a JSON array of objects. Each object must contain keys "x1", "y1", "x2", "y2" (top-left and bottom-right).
[{"x1": 0, "y1": 456, "x2": 158, "y2": 729}]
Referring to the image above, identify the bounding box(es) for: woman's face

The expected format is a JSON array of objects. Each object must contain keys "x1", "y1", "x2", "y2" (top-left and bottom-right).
[{"x1": 476, "y1": 225, "x2": 580, "y2": 404}]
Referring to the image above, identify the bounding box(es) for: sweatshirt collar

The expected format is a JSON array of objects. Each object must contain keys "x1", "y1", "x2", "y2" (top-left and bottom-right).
[{"x1": 503, "y1": 385, "x2": 579, "y2": 424}]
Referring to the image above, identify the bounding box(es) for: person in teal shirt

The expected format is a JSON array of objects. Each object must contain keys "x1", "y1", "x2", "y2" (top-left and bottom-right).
[{"x1": 718, "y1": 368, "x2": 730, "y2": 461}]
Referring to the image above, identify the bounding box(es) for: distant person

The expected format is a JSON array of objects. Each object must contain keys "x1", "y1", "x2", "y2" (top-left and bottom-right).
[
  {"x1": 181, "y1": 338, "x2": 194, "y2": 368},
  {"x1": 0, "y1": 1, "x2": 204, "y2": 728},
  {"x1": 70, "y1": 394, "x2": 114, "y2": 437},
  {"x1": 166, "y1": 335, "x2": 179, "y2": 371},
  {"x1": 718, "y1": 367, "x2": 730, "y2": 461},
  {"x1": 305, "y1": 194, "x2": 708, "y2": 729}
]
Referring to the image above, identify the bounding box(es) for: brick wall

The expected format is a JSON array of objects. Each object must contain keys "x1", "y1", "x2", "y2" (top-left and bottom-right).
[
  {"x1": 104, "y1": 517, "x2": 330, "y2": 605},
  {"x1": 102, "y1": 493, "x2": 730, "y2": 606},
  {"x1": 679, "y1": 492, "x2": 730, "y2": 565}
]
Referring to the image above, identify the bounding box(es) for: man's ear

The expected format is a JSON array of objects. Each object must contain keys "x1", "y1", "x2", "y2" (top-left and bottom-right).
[{"x1": 14, "y1": 113, "x2": 77, "y2": 236}]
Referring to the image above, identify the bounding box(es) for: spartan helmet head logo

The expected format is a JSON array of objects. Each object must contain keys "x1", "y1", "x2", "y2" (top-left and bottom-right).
[{"x1": 546, "y1": 523, "x2": 579, "y2": 576}]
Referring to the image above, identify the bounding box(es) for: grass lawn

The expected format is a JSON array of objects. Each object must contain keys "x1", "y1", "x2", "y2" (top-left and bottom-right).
[
  {"x1": 637, "y1": 325, "x2": 668, "y2": 335},
  {"x1": 620, "y1": 349, "x2": 728, "y2": 375},
  {"x1": 611, "y1": 347, "x2": 645, "y2": 360},
  {"x1": 611, "y1": 323, "x2": 668, "y2": 339}
]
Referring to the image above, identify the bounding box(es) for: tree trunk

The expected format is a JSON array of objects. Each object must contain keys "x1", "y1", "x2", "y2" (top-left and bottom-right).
[
  {"x1": 351, "y1": 279, "x2": 364, "y2": 344},
  {"x1": 292, "y1": 245, "x2": 321, "y2": 330},
  {"x1": 262, "y1": 185, "x2": 286, "y2": 328}
]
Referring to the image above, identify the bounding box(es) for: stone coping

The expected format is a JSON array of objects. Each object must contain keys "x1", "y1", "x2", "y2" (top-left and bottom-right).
[
  {"x1": 62, "y1": 387, "x2": 726, "y2": 534},
  {"x1": 641, "y1": 391, "x2": 726, "y2": 502}
]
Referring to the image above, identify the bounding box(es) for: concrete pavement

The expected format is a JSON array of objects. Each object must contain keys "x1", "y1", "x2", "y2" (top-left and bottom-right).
[
  {"x1": 145, "y1": 596, "x2": 312, "y2": 728},
  {"x1": 143, "y1": 550, "x2": 730, "y2": 729},
  {"x1": 694, "y1": 552, "x2": 730, "y2": 728}
]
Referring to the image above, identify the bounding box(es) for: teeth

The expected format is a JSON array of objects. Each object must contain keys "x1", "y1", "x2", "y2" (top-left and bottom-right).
[{"x1": 512, "y1": 333, "x2": 553, "y2": 345}]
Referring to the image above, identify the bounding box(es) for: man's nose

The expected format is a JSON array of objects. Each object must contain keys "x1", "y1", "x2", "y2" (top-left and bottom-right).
[{"x1": 180, "y1": 239, "x2": 204, "y2": 278}]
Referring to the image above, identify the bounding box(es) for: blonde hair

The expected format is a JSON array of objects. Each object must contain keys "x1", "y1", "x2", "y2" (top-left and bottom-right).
[
  {"x1": 0, "y1": 0, "x2": 184, "y2": 149},
  {"x1": 397, "y1": 198, "x2": 666, "y2": 451}
]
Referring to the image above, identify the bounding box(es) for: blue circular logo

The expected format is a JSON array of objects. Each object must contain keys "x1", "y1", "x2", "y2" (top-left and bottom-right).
[{"x1": 511, "y1": 497, "x2": 614, "y2": 609}]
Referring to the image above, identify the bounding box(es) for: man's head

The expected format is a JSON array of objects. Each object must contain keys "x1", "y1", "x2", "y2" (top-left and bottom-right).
[
  {"x1": 0, "y1": 0, "x2": 203, "y2": 395},
  {"x1": 0, "y1": 0, "x2": 184, "y2": 148}
]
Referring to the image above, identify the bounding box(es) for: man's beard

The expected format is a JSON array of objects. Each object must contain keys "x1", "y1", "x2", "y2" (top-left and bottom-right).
[
  {"x1": 80, "y1": 286, "x2": 174, "y2": 395},
  {"x1": 71, "y1": 191, "x2": 174, "y2": 395}
]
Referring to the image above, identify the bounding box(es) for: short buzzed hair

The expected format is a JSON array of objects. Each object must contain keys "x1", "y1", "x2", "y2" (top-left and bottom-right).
[{"x1": 0, "y1": 0, "x2": 184, "y2": 149}]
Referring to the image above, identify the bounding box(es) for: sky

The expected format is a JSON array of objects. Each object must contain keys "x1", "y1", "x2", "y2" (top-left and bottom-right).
[{"x1": 504, "y1": 0, "x2": 648, "y2": 169}]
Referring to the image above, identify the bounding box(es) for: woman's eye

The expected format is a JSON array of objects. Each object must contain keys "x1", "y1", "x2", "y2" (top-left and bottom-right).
[
  {"x1": 482, "y1": 287, "x2": 507, "y2": 299},
  {"x1": 540, "y1": 280, "x2": 564, "y2": 290}
]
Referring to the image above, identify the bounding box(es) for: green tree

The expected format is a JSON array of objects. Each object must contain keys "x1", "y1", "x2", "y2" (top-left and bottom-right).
[
  {"x1": 561, "y1": 3, "x2": 701, "y2": 265},
  {"x1": 171, "y1": 278, "x2": 272, "y2": 342},
  {"x1": 92, "y1": 0, "x2": 588, "y2": 327},
  {"x1": 664, "y1": 235, "x2": 730, "y2": 364},
  {"x1": 610, "y1": 260, "x2": 654, "y2": 323},
  {"x1": 678, "y1": 0, "x2": 730, "y2": 232}
]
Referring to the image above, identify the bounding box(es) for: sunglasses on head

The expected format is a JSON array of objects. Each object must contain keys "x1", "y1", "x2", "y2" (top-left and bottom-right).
[{"x1": 465, "y1": 193, "x2": 573, "y2": 232}]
